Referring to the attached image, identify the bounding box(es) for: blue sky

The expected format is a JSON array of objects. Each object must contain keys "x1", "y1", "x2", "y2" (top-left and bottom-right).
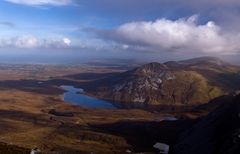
[{"x1": 0, "y1": 0, "x2": 240, "y2": 64}]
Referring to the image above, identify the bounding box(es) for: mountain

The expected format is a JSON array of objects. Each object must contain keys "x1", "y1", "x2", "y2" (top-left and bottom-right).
[
  {"x1": 171, "y1": 94, "x2": 240, "y2": 154},
  {"x1": 86, "y1": 57, "x2": 240, "y2": 108},
  {"x1": 164, "y1": 56, "x2": 234, "y2": 72},
  {"x1": 176, "y1": 56, "x2": 229, "y2": 66}
]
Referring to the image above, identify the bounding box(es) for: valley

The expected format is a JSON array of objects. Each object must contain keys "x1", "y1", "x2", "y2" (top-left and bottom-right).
[
  {"x1": 2, "y1": 1, "x2": 240, "y2": 153},
  {"x1": 0, "y1": 57, "x2": 239, "y2": 153},
  {"x1": 0, "y1": 62, "x2": 182, "y2": 153}
]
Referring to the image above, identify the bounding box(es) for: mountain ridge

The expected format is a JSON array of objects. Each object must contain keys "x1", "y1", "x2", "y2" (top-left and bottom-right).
[{"x1": 84, "y1": 57, "x2": 240, "y2": 109}]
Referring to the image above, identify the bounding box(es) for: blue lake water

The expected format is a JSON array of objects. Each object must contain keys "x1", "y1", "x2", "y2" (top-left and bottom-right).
[{"x1": 61, "y1": 85, "x2": 116, "y2": 109}]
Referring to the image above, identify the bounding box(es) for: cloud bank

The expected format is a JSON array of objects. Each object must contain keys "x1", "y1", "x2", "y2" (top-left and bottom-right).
[
  {"x1": 0, "y1": 35, "x2": 71, "y2": 48},
  {"x1": 4, "y1": 0, "x2": 72, "y2": 6},
  {"x1": 95, "y1": 15, "x2": 240, "y2": 54}
]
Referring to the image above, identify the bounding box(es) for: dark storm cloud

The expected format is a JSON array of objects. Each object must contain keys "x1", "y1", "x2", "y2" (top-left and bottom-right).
[
  {"x1": 81, "y1": 0, "x2": 240, "y2": 12},
  {"x1": 78, "y1": 0, "x2": 240, "y2": 30},
  {"x1": 80, "y1": 0, "x2": 240, "y2": 55}
]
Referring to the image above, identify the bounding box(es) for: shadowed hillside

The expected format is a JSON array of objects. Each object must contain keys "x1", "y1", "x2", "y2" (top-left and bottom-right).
[{"x1": 171, "y1": 94, "x2": 240, "y2": 154}]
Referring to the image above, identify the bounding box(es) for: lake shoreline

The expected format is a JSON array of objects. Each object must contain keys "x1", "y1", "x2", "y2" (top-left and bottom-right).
[{"x1": 60, "y1": 85, "x2": 116, "y2": 109}]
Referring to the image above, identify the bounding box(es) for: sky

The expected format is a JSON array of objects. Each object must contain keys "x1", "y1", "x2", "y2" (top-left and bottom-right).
[{"x1": 0, "y1": 0, "x2": 240, "y2": 64}]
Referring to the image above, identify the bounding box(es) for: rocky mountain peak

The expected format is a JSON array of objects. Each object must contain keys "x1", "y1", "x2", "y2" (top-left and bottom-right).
[{"x1": 133, "y1": 62, "x2": 169, "y2": 76}]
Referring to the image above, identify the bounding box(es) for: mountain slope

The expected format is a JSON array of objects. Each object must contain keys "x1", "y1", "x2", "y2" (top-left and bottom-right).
[
  {"x1": 171, "y1": 94, "x2": 240, "y2": 154},
  {"x1": 87, "y1": 57, "x2": 240, "y2": 108}
]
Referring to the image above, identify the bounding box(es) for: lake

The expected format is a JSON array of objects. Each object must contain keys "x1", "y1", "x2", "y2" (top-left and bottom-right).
[
  {"x1": 60, "y1": 85, "x2": 177, "y2": 122},
  {"x1": 61, "y1": 85, "x2": 116, "y2": 109}
]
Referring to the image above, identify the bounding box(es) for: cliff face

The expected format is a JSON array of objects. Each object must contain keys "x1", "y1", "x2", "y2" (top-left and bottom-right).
[
  {"x1": 89, "y1": 57, "x2": 240, "y2": 107},
  {"x1": 171, "y1": 94, "x2": 240, "y2": 154}
]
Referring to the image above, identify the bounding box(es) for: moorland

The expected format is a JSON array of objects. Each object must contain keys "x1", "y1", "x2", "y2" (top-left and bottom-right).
[{"x1": 0, "y1": 57, "x2": 239, "y2": 153}]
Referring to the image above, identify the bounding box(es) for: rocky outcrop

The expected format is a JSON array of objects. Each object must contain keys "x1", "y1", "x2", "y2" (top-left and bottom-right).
[{"x1": 111, "y1": 63, "x2": 176, "y2": 105}]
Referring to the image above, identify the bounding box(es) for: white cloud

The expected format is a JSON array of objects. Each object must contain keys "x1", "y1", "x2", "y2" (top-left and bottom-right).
[
  {"x1": 0, "y1": 35, "x2": 72, "y2": 49},
  {"x1": 63, "y1": 38, "x2": 71, "y2": 46},
  {"x1": 96, "y1": 15, "x2": 240, "y2": 54},
  {"x1": 14, "y1": 36, "x2": 39, "y2": 48},
  {"x1": 4, "y1": 0, "x2": 72, "y2": 6}
]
